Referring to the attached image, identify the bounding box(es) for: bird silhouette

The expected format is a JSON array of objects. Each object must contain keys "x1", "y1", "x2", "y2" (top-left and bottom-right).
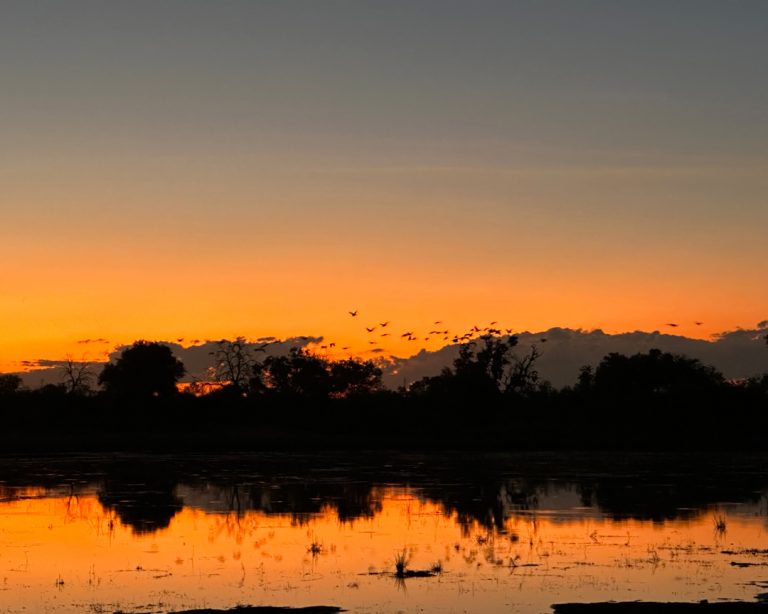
[
  {"x1": 349, "y1": 310, "x2": 358, "y2": 317},
  {"x1": 380, "y1": 321, "x2": 389, "y2": 327},
  {"x1": 434, "y1": 320, "x2": 443, "y2": 325},
  {"x1": 666, "y1": 323, "x2": 679, "y2": 327},
  {"x1": 381, "y1": 333, "x2": 391, "y2": 337},
  {"x1": 366, "y1": 326, "x2": 376, "y2": 332},
  {"x1": 695, "y1": 321, "x2": 703, "y2": 326},
  {"x1": 401, "y1": 332, "x2": 413, "y2": 338}
]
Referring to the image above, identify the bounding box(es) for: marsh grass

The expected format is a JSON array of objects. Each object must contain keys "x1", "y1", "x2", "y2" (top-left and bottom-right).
[
  {"x1": 394, "y1": 549, "x2": 410, "y2": 576},
  {"x1": 713, "y1": 512, "x2": 727, "y2": 534}
]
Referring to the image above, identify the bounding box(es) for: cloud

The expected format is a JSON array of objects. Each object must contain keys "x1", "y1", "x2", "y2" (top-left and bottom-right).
[
  {"x1": 6, "y1": 326, "x2": 766, "y2": 391},
  {"x1": 8, "y1": 336, "x2": 325, "y2": 389},
  {"x1": 379, "y1": 323, "x2": 768, "y2": 388}
]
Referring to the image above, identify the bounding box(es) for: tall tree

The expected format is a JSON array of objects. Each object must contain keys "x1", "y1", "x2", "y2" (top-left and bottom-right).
[
  {"x1": 99, "y1": 341, "x2": 185, "y2": 399},
  {"x1": 209, "y1": 337, "x2": 257, "y2": 393},
  {"x1": 61, "y1": 354, "x2": 94, "y2": 395}
]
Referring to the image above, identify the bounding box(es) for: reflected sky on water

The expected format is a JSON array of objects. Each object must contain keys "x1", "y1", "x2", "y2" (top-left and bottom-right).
[{"x1": 1, "y1": 452, "x2": 768, "y2": 613}]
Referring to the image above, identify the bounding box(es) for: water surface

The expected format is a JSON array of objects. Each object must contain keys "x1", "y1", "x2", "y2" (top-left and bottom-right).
[{"x1": 1, "y1": 452, "x2": 767, "y2": 613}]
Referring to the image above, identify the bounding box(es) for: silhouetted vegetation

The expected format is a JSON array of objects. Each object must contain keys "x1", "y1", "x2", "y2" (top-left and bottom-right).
[
  {"x1": 99, "y1": 340, "x2": 185, "y2": 400},
  {"x1": 0, "y1": 373, "x2": 21, "y2": 396},
  {"x1": 0, "y1": 334, "x2": 766, "y2": 451}
]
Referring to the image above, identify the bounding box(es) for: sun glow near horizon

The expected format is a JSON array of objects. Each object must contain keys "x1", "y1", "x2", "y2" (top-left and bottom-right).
[{"x1": 2, "y1": 2, "x2": 768, "y2": 372}]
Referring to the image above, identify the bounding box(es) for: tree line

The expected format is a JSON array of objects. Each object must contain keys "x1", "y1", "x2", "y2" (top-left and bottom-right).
[{"x1": 0, "y1": 335, "x2": 766, "y2": 450}]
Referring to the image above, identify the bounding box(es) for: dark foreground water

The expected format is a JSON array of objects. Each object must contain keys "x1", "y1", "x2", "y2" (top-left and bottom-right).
[{"x1": 1, "y1": 451, "x2": 767, "y2": 613}]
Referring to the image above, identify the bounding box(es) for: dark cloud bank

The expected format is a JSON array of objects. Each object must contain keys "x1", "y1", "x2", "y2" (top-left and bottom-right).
[
  {"x1": 383, "y1": 324, "x2": 768, "y2": 389},
  {"x1": 11, "y1": 324, "x2": 768, "y2": 390}
]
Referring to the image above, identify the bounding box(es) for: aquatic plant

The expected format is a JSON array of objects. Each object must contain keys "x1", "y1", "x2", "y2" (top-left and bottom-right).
[
  {"x1": 713, "y1": 512, "x2": 727, "y2": 534},
  {"x1": 394, "y1": 549, "x2": 410, "y2": 576}
]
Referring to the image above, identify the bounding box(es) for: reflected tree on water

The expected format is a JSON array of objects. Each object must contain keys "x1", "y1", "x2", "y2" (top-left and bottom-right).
[{"x1": 97, "y1": 462, "x2": 183, "y2": 534}]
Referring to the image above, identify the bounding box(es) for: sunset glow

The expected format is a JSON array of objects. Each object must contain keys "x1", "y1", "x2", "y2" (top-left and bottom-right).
[{"x1": 2, "y1": 2, "x2": 767, "y2": 373}]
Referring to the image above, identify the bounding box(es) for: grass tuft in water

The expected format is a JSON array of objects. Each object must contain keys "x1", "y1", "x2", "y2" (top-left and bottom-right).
[
  {"x1": 713, "y1": 512, "x2": 727, "y2": 534},
  {"x1": 394, "y1": 549, "x2": 410, "y2": 576}
]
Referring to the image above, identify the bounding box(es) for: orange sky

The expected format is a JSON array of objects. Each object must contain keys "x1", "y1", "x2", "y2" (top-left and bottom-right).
[{"x1": 2, "y1": 3, "x2": 767, "y2": 371}]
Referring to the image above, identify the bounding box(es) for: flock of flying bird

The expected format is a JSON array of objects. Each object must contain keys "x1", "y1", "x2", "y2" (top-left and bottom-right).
[
  {"x1": 168, "y1": 315, "x2": 704, "y2": 355},
  {"x1": 309, "y1": 311, "x2": 706, "y2": 356},
  {"x1": 331, "y1": 309, "x2": 534, "y2": 356}
]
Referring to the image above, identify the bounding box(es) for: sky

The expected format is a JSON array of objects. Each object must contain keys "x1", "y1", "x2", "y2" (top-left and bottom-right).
[{"x1": 2, "y1": 1, "x2": 767, "y2": 370}]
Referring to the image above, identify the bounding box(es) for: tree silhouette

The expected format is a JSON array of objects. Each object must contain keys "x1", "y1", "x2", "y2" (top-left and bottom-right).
[
  {"x1": 250, "y1": 348, "x2": 382, "y2": 400},
  {"x1": 99, "y1": 341, "x2": 185, "y2": 399},
  {"x1": 209, "y1": 337, "x2": 255, "y2": 393},
  {"x1": 591, "y1": 348, "x2": 724, "y2": 400},
  {"x1": 410, "y1": 334, "x2": 540, "y2": 402},
  {"x1": 0, "y1": 374, "x2": 22, "y2": 396},
  {"x1": 62, "y1": 354, "x2": 94, "y2": 395},
  {"x1": 329, "y1": 357, "x2": 382, "y2": 397},
  {"x1": 251, "y1": 347, "x2": 332, "y2": 400}
]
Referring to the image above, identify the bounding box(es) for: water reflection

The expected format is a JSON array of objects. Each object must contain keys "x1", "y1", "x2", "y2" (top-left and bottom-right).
[
  {"x1": 1, "y1": 452, "x2": 768, "y2": 532},
  {"x1": 0, "y1": 452, "x2": 767, "y2": 613},
  {"x1": 97, "y1": 461, "x2": 183, "y2": 533}
]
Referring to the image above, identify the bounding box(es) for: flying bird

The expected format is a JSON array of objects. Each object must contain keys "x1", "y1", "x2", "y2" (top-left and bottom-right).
[
  {"x1": 349, "y1": 310, "x2": 358, "y2": 317},
  {"x1": 366, "y1": 326, "x2": 376, "y2": 332},
  {"x1": 695, "y1": 321, "x2": 703, "y2": 326},
  {"x1": 401, "y1": 332, "x2": 413, "y2": 338},
  {"x1": 380, "y1": 321, "x2": 389, "y2": 327},
  {"x1": 666, "y1": 323, "x2": 679, "y2": 328},
  {"x1": 381, "y1": 333, "x2": 390, "y2": 337}
]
